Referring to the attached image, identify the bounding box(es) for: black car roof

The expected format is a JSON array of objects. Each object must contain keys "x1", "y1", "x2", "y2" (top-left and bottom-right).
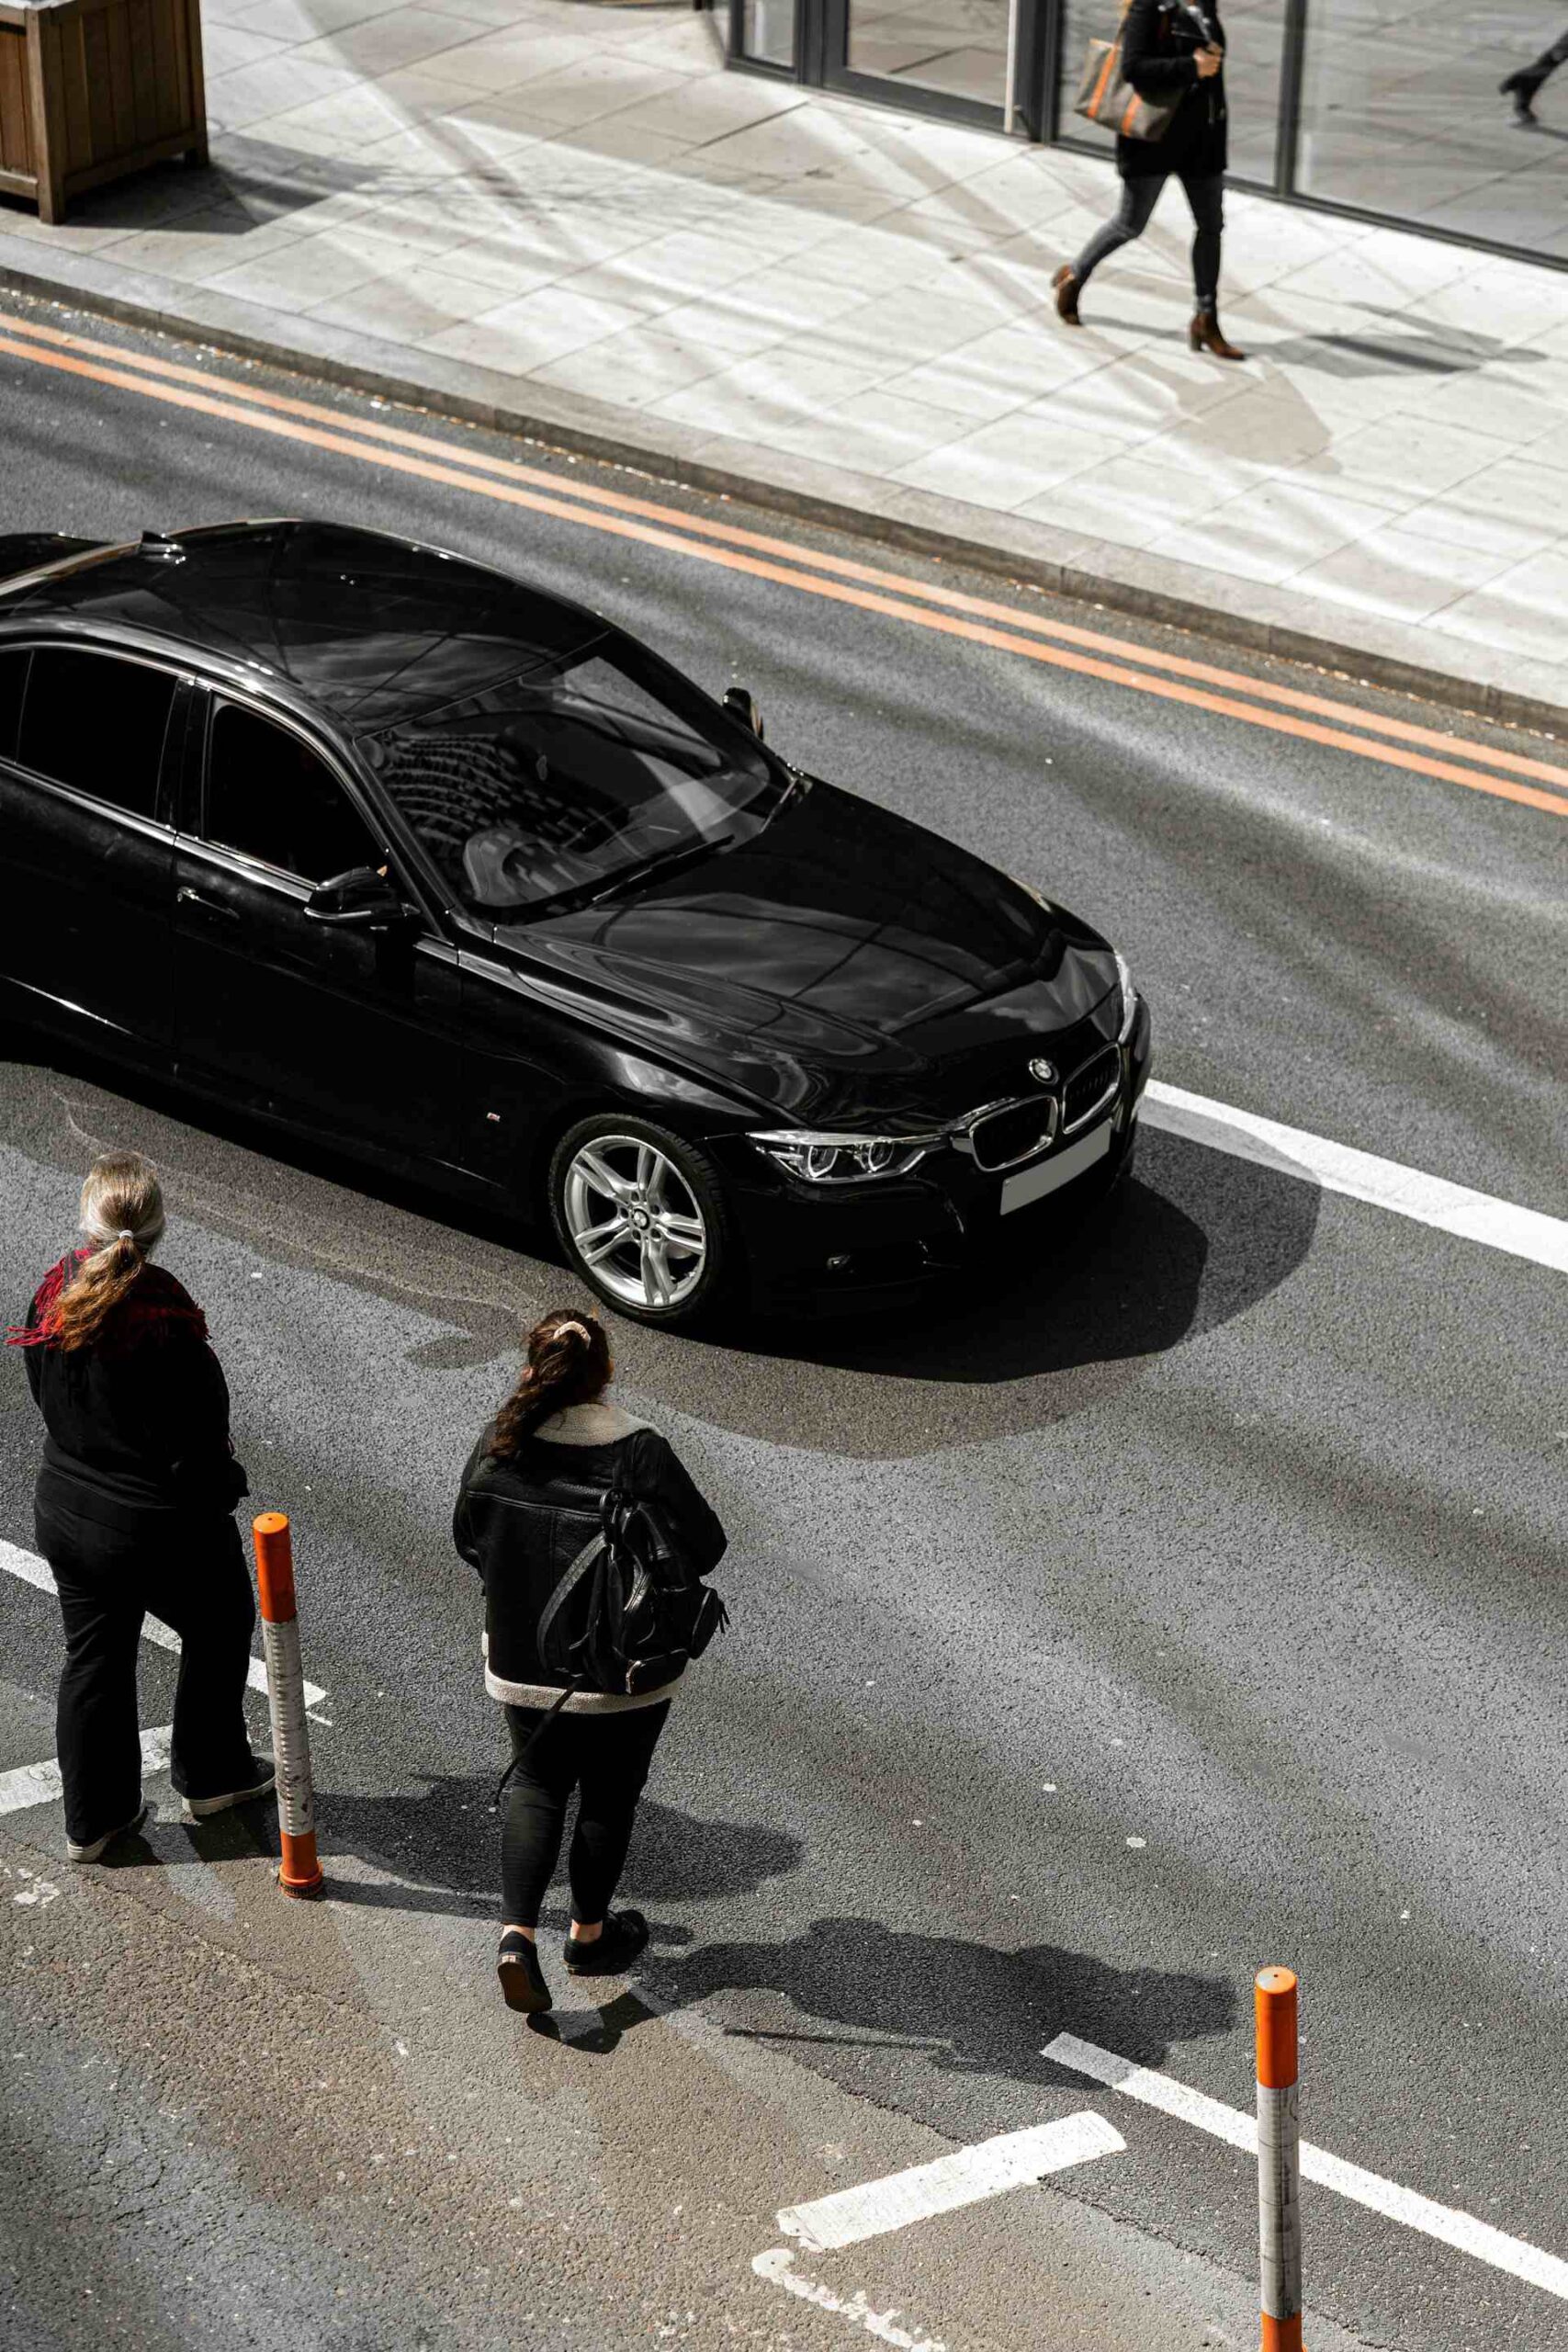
[{"x1": 0, "y1": 519, "x2": 605, "y2": 734}]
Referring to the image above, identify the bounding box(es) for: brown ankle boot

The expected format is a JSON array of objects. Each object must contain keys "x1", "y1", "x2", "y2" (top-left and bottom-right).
[
  {"x1": 1053, "y1": 265, "x2": 1082, "y2": 326},
  {"x1": 1189, "y1": 309, "x2": 1245, "y2": 360}
]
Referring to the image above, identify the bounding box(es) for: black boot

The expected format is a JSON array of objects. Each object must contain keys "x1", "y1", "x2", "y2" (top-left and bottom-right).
[
  {"x1": 562, "y1": 1909, "x2": 649, "y2": 1976},
  {"x1": 1500, "y1": 71, "x2": 1540, "y2": 123},
  {"x1": 497, "y1": 1930, "x2": 552, "y2": 2014}
]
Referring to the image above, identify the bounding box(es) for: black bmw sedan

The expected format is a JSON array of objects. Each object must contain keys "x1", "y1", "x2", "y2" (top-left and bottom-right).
[{"x1": 0, "y1": 520, "x2": 1151, "y2": 1327}]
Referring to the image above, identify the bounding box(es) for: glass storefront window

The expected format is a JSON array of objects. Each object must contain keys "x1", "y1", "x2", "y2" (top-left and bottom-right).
[
  {"x1": 847, "y1": 0, "x2": 1011, "y2": 107},
  {"x1": 1297, "y1": 0, "x2": 1568, "y2": 252},
  {"x1": 741, "y1": 0, "x2": 798, "y2": 67}
]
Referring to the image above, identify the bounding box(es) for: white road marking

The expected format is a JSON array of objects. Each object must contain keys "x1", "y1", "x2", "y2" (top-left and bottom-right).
[
  {"x1": 1143, "y1": 1082, "x2": 1567, "y2": 1274},
  {"x1": 753, "y1": 2248, "x2": 945, "y2": 2350},
  {"x1": 778, "y1": 2113, "x2": 1124, "y2": 2253},
  {"x1": 1046, "y1": 2031, "x2": 1568, "y2": 2304},
  {"x1": 0, "y1": 1724, "x2": 173, "y2": 1820},
  {"x1": 0, "y1": 1536, "x2": 327, "y2": 1709}
]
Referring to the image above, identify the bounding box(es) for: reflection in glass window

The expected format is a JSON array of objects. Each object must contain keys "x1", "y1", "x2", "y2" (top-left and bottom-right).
[
  {"x1": 206, "y1": 704, "x2": 382, "y2": 884},
  {"x1": 1298, "y1": 0, "x2": 1568, "y2": 247},
  {"x1": 848, "y1": 0, "x2": 1009, "y2": 107},
  {"x1": 740, "y1": 0, "x2": 797, "y2": 66},
  {"x1": 370, "y1": 644, "x2": 778, "y2": 916},
  {"x1": 17, "y1": 650, "x2": 175, "y2": 820}
]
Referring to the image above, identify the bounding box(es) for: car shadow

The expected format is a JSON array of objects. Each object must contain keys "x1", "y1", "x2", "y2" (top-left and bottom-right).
[{"x1": 5, "y1": 1038, "x2": 1315, "y2": 1458}]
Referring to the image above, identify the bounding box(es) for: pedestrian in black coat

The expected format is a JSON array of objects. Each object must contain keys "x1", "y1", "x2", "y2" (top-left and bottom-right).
[
  {"x1": 1055, "y1": 0, "x2": 1246, "y2": 359},
  {"x1": 7, "y1": 1151, "x2": 272, "y2": 1861},
  {"x1": 453, "y1": 1306, "x2": 726, "y2": 2017}
]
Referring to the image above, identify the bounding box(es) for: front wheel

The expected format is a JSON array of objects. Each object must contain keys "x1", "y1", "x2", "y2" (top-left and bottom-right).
[{"x1": 547, "y1": 1115, "x2": 732, "y2": 1329}]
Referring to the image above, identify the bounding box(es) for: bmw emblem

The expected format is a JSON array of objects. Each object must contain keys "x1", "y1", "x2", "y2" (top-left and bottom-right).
[{"x1": 1028, "y1": 1057, "x2": 1056, "y2": 1086}]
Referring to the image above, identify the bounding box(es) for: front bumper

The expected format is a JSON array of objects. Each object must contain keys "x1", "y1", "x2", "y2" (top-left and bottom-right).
[{"x1": 723, "y1": 996, "x2": 1153, "y2": 1313}]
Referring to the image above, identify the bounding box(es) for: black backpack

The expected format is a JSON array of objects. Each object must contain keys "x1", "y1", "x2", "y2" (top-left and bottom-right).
[{"x1": 495, "y1": 1434, "x2": 728, "y2": 1795}]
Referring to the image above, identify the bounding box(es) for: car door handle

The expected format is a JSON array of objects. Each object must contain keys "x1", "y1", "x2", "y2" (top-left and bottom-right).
[{"x1": 177, "y1": 887, "x2": 241, "y2": 923}]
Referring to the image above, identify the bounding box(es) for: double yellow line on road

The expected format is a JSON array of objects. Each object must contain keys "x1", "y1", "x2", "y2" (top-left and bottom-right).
[{"x1": 3, "y1": 304, "x2": 1565, "y2": 820}]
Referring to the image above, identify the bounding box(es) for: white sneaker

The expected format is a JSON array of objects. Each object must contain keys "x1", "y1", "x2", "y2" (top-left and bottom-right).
[
  {"x1": 66, "y1": 1802, "x2": 148, "y2": 1864},
  {"x1": 181, "y1": 1769, "x2": 276, "y2": 1822}
]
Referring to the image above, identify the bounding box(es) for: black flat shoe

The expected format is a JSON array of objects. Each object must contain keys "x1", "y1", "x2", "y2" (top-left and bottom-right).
[
  {"x1": 562, "y1": 1909, "x2": 649, "y2": 1977},
  {"x1": 497, "y1": 1931, "x2": 552, "y2": 2014}
]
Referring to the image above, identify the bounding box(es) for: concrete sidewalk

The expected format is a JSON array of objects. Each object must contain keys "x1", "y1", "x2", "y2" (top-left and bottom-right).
[{"x1": 1, "y1": 0, "x2": 1565, "y2": 723}]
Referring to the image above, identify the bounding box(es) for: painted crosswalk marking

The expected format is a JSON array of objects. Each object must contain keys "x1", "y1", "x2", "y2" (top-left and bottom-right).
[
  {"x1": 776, "y1": 2112, "x2": 1125, "y2": 2254},
  {"x1": 1046, "y1": 2030, "x2": 1568, "y2": 2303},
  {"x1": 0, "y1": 1535, "x2": 327, "y2": 1710},
  {"x1": 0, "y1": 1724, "x2": 173, "y2": 1821}
]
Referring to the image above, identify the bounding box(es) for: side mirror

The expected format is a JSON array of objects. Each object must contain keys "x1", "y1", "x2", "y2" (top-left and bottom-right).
[
  {"x1": 723, "y1": 685, "x2": 764, "y2": 741},
  {"x1": 303, "y1": 866, "x2": 414, "y2": 930}
]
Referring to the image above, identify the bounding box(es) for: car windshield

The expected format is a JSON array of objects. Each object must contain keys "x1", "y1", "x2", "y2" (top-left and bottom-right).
[{"x1": 365, "y1": 638, "x2": 777, "y2": 914}]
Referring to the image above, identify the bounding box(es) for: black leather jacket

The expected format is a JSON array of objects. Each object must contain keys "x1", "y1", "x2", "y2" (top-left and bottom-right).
[{"x1": 453, "y1": 1411, "x2": 727, "y2": 1702}]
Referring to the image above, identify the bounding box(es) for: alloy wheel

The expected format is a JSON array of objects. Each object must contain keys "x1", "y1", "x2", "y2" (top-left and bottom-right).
[{"x1": 562, "y1": 1134, "x2": 708, "y2": 1313}]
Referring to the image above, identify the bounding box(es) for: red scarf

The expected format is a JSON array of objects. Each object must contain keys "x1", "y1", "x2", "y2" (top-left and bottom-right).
[{"x1": 6, "y1": 1249, "x2": 210, "y2": 1353}]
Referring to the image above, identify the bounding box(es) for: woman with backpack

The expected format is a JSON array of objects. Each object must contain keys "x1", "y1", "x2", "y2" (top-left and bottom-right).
[
  {"x1": 454, "y1": 1309, "x2": 727, "y2": 2016},
  {"x1": 8, "y1": 1150, "x2": 271, "y2": 1862}
]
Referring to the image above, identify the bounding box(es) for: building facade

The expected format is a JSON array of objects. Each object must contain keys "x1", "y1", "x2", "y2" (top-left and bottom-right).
[{"x1": 721, "y1": 0, "x2": 1568, "y2": 270}]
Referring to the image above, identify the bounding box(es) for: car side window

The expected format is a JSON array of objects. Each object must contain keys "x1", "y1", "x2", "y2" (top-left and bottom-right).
[
  {"x1": 205, "y1": 703, "x2": 383, "y2": 885},
  {"x1": 0, "y1": 650, "x2": 28, "y2": 763},
  {"x1": 17, "y1": 648, "x2": 175, "y2": 820}
]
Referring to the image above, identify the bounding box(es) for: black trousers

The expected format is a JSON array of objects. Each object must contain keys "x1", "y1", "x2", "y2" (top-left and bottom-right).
[
  {"x1": 1073, "y1": 169, "x2": 1224, "y2": 311},
  {"x1": 1517, "y1": 27, "x2": 1568, "y2": 86},
  {"x1": 501, "y1": 1701, "x2": 670, "y2": 1929},
  {"x1": 35, "y1": 1487, "x2": 259, "y2": 1847}
]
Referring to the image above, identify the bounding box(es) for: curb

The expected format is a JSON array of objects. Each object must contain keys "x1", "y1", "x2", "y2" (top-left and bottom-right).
[{"x1": 2, "y1": 252, "x2": 1562, "y2": 741}]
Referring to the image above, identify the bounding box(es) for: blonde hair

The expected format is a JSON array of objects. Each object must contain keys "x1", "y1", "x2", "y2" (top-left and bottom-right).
[{"x1": 47, "y1": 1151, "x2": 165, "y2": 1351}]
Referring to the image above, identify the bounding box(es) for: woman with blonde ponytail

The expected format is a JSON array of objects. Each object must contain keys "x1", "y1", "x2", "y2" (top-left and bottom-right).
[{"x1": 7, "y1": 1151, "x2": 272, "y2": 1862}]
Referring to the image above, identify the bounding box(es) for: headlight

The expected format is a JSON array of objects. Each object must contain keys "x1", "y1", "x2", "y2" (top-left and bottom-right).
[
  {"x1": 1113, "y1": 951, "x2": 1140, "y2": 1046},
  {"x1": 749, "y1": 1129, "x2": 941, "y2": 1183}
]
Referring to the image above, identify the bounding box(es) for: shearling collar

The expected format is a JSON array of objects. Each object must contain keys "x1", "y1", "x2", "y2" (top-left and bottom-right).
[{"x1": 533, "y1": 1400, "x2": 649, "y2": 1445}]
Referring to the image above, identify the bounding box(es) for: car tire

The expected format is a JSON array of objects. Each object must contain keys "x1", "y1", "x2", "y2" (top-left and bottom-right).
[{"x1": 547, "y1": 1114, "x2": 734, "y2": 1329}]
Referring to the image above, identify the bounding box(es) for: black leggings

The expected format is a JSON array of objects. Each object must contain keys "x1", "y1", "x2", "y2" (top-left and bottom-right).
[
  {"x1": 36, "y1": 1488, "x2": 257, "y2": 1847},
  {"x1": 501, "y1": 1701, "x2": 669, "y2": 1928},
  {"x1": 1073, "y1": 170, "x2": 1224, "y2": 311}
]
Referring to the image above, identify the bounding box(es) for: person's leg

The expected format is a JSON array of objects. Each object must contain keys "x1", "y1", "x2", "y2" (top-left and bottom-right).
[
  {"x1": 40, "y1": 1511, "x2": 144, "y2": 1852},
  {"x1": 566, "y1": 1702, "x2": 671, "y2": 1937},
  {"x1": 142, "y1": 1518, "x2": 263, "y2": 1804},
  {"x1": 1503, "y1": 23, "x2": 1568, "y2": 108},
  {"x1": 1182, "y1": 171, "x2": 1224, "y2": 312},
  {"x1": 1070, "y1": 175, "x2": 1164, "y2": 289},
  {"x1": 500, "y1": 1708, "x2": 580, "y2": 1934},
  {"x1": 1181, "y1": 173, "x2": 1244, "y2": 357}
]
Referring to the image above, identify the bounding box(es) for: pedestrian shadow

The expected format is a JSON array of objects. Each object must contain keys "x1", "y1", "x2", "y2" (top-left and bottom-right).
[
  {"x1": 641, "y1": 1915, "x2": 1235, "y2": 2082},
  {"x1": 312, "y1": 1780, "x2": 805, "y2": 1922}
]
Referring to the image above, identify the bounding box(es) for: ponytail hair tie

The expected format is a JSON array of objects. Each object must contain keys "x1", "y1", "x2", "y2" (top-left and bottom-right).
[
  {"x1": 116, "y1": 1229, "x2": 135, "y2": 1242},
  {"x1": 554, "y1": 1318, "x2": 592, "y2": 1343}
]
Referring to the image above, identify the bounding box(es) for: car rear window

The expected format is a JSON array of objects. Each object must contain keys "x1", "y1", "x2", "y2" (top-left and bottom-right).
[{"x1": 17, "y1": 648, "x2": 175, "y2": 820}]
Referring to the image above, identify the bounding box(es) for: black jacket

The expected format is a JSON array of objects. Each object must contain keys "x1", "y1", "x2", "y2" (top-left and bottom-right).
[
  {"x1": 17, "y1": 1259, "x2": 247, "y2": 1532},
  {"x1": 453, "y1": 1407, "x2": 727, "y2": 1705},
  {"x1": 1119, "y1": 0, "x2": 1227, "y2": 178}
]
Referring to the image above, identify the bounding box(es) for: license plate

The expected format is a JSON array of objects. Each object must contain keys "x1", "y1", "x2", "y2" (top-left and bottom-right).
[{"x1": 1000, "y1": 1117, "x2": 1112, "y2": 1214}]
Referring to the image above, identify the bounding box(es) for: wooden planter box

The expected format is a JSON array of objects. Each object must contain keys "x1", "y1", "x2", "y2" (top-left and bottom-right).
[{"x1": 0, "y1": 0, "x2": 207, "y2": 225}]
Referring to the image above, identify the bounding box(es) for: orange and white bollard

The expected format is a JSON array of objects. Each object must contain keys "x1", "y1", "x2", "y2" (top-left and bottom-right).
[
  {"x1": 1256, "y1": 1965, "x2": 1303, "y2": 2352},
  {"x1": 252, "y1": 1511, "x2": 324, "y2": 1899}
]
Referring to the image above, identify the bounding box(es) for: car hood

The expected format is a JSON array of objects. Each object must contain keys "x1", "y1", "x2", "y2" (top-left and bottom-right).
[{"x1": 490, "y1": 782, "x2": 1117, "y2": 1125}]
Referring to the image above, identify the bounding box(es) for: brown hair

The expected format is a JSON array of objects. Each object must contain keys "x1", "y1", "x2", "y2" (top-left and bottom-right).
[
  {"x1": 48, "y1": 1150, "x2": 166, "y2": 1353},
  {"x1": 490, "y1": 1308, "x2": 612, "y2": 1460}
]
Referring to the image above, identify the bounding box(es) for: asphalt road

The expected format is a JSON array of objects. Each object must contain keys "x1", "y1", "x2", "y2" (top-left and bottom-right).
[{"x1": 1, "y1": 292, "x2": 1565, "y2": 2352}]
